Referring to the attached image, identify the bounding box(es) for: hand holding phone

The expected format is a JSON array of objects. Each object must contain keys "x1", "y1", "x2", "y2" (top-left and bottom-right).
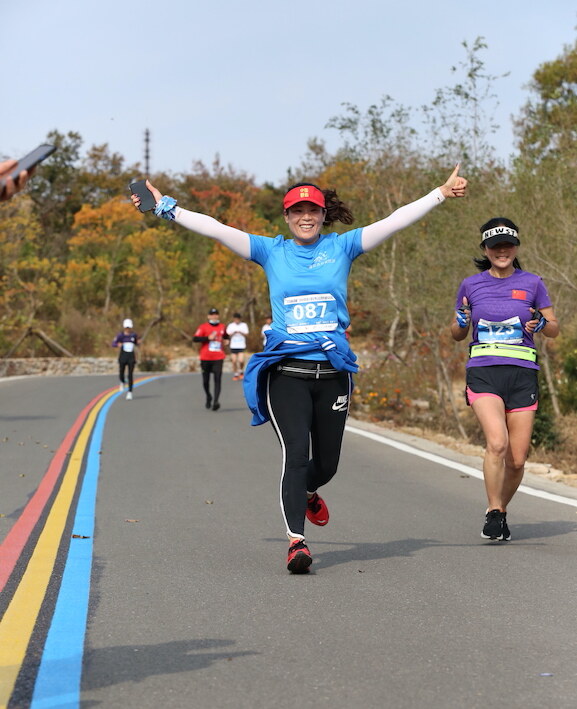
[
  {"x1": 0, "y1": 160, "x2": 25, "y2": 201},
  {"x1": 0, "y1": 144, "x2": 56, "y2": 197},
  {"x1": 129, "y1": 180, "x2": 157, "y2": 212}
]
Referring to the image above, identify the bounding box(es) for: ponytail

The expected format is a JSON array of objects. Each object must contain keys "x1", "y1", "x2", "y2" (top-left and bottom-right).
[{"x1": 322, "y1": 189, "x2": 354, "y2": 226}]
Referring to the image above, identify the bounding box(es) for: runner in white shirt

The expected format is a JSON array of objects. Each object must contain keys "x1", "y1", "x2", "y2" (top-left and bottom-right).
[
  {"x1": 260, "y1": 314, "x2": 273, "y2": 349},
  {"x1": 226, "y1": 313, "x2": 249, "y2": 380}
]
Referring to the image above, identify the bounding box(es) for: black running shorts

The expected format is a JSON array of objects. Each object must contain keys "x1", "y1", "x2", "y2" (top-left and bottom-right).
[{"x1": 466, "y1": 365, "x2": 539, "y2": 411}]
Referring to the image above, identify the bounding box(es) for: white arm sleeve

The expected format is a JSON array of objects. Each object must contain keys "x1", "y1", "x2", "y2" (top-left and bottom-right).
[
  {"x1": 174, "y1": 206, "x2": 251, "y2": 259},
  {"x1": 361, "y1": 188, "x2": 445, "y2": 252}
]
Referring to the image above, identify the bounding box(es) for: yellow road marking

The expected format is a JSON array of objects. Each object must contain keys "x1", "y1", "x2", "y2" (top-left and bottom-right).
[{"x1": 0, "y1": 389, "x2": 114, "y2": 708}]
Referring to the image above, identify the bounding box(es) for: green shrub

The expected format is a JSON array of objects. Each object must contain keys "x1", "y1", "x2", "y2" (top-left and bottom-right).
[
  {"x1": 531, "y1": 406, "x2": 561, "y2": 451},
  {"x1": 138, "y1": 355, "x2": 168, "y2": 372},
  {"x1": 558, "y1": 344, "x2": 577, "y2": 413}
]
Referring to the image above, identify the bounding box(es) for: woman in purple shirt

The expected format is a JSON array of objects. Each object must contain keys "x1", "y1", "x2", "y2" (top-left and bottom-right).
[
  {"x1": 451, "y1": 218, "x2": 559, "y2": 542},
  {"x1": 112, "y1": 318, "x2": 140, "y2": 400}
]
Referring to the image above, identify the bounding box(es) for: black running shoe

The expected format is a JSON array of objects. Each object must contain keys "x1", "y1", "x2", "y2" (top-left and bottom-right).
[
  {"x1": 481, "y1": 509, "x2": 505, "y2": 540},
  {"x1": 205, "y1": 395, "x2": 212, "y2": 409},
  {"x1": 501, "y1": 513, "x2": 511, "y2": 541}
]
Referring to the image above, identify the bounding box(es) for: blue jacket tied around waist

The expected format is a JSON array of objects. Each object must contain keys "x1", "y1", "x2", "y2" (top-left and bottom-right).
[{"x1": 242, "y1": 330, "x2": 358, "y2": 426}]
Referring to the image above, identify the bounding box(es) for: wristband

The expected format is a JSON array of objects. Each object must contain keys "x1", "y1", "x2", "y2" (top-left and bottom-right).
[
  {"x1": 154, "y1": 195, "x2": 177, "y2": 220},
  {"x1": 534, "y1": 315, "x2": 547, "y2": 333}
]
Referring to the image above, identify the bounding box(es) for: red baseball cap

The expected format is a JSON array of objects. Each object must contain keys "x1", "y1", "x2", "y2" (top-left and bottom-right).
[{"x1": 283, "y1": 185, "x2": 326, "y2": 210}]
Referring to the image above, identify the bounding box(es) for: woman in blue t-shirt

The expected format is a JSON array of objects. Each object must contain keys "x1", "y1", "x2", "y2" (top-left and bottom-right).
[
  {"x1": 451, "y1": 217, "x2": 559, "y2": 542},
  {"x1": 133, "y1": 167, "x2": 467, "y2": 573}
]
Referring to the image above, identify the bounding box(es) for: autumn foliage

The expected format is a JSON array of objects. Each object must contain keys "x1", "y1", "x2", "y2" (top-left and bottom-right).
[{"x1": 2, "y1": 37, "x2": 577, "y2": 462}]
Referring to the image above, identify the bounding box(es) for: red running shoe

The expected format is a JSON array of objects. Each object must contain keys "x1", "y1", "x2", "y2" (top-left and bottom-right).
[
  {"x1": 287, "y1": 540, "x2": 312, "y2": 574},
  {"x1": 306, "y1": 492, "x2": 329, "y2": 526}
]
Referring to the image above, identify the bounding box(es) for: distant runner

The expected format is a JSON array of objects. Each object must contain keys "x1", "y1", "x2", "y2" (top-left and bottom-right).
[
  {"x1": 226, "y1": 313, "x2": 249, "y2": 380},
  {"x1": 112, "y1": 319, "x2": 139, "y2": 400},
  {"x1": 193, "y1": 308, "x2": 230, "y2": 411},
  {"x1": 260, "y1": 314, "x2": 272, "y2": 349}
]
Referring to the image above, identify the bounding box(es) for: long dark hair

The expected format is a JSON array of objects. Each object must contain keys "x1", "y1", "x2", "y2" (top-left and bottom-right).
[
  {"x1": 474, "y1": 217, "x2": 523, "y2": 271},
  {"x1": 284, "y1": 182, "x2": 354, "y2": 227}
]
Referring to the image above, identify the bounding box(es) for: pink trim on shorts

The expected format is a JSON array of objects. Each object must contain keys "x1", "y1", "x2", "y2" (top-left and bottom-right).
[{"x1": 466, "y1": 387, "x2": 538, "y2": 413}]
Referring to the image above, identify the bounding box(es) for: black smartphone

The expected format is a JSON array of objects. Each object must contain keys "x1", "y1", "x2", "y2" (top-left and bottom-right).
[
  {"x1": 129, "y1": 179, "x2": 156, "y2": 212},
  {"x1": 0, "y1": 143, "x2": 57, "y2": 192}
]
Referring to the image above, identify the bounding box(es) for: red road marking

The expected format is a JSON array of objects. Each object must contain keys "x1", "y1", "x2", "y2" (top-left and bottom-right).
[{"x1": 0, "y1": 387, "x2": 115, "y2": 593}]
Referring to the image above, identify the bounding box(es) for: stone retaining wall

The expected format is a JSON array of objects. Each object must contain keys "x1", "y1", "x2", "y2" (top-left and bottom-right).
[{"x1": 0, "y1": 356, "x2": 207, "y2": 378}]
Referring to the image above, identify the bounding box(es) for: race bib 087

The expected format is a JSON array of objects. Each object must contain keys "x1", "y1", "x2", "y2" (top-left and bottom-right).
[{"x1": 284, "y1": 293, "x2": 338, "y2": 333}]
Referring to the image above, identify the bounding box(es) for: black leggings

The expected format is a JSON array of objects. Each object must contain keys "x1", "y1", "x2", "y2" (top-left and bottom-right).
[
  {"x1": 201, "y1": 359, "x2": 223, "y2": 403},
  {"x1": 118, "y1": 352, "x2": 136, "y2": 391},
  {"x1": 266, "y1": 367, "x2": 352, "y2": 538}
]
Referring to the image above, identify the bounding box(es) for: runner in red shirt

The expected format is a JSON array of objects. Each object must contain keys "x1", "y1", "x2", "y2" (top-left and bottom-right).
[{"x1": 193, "y1": 308, "x2": 229, "y2": 411}]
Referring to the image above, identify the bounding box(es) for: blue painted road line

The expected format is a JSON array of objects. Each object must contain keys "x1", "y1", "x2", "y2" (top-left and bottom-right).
[{"x1": 30, "y1": 378, "x2": 158, "y2": 708}]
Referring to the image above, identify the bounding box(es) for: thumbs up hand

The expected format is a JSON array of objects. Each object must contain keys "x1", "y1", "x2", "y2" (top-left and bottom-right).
[
  {"x1": 456, "y1": 296, "x2": 471, "y2": 328},
  {"x1": 440, "y1": 164, "x2": 468, "y2": 198}
]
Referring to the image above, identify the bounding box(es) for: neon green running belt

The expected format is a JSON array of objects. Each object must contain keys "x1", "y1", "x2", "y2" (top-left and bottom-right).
[{"x1": 469, "y1": 343, "x2": 537, "y2": 363}]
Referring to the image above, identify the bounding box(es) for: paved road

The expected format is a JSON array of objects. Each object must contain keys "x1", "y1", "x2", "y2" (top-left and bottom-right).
[{"x1": 2, "y1": 373, "x2": 577, "y2": 708}]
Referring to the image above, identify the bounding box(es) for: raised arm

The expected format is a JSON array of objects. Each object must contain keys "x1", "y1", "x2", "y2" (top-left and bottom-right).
[
  {"x1": 361, "y1": 165, "x2": 467, "y2": 252},
  {"x1": 132, "y1": 180, "x2": 251, "y2": 259},
  {"x1": 173, "y1": 208, "x2": 251, "y2": 259}
]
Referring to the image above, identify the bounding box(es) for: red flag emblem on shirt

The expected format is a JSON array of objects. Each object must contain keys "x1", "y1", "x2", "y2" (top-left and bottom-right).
[{"x1": 512, "y1": 290, "x2": 526, "y2": 300}]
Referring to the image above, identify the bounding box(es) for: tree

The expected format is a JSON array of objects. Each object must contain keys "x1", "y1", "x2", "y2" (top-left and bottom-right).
[
  {"x1": 510, "y1": 36, "x2": 577, "y2": 342},
  {"x1": 0, "y1": 196, "x2": 63, "y2": 351},
  {"x1": 77, "y1": 143, "x2": 140, "y2": 205},
  {"x1": 26, "y1": 130, "x2": 84, "y2": 258},
  {"x1": 515, "y1": 39, "x2": 577, "y2": 162},
  {"x1": 191, "y1": 185, "x2": 271, "y2": 330},
  {"x1": 65, "y1": 198, "x2": 143, "y2": 314},
  {"x1": 126, "y1": 223, "x2": 190, "y2": 331},
  {"x1": 421, "y1": 37, "x2": 508, "y2": 170},
  {"x1": 296, "y1": 40, "x2": 511, "y2": 434},
  {"x1": 177, "y1": 160, "x2": 275, "y2": 330},
  {"x1": 26, "y1": 131, "x2": 140, "y2": 260}
]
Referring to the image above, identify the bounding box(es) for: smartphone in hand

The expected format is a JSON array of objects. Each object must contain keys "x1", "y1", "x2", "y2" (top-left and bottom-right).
[
  {"x1": 0, "y1": 143, "x2": 57, "y2": 193},
  {"x1": 129, "y1": 180, "x2": 156, "y2": 212}
]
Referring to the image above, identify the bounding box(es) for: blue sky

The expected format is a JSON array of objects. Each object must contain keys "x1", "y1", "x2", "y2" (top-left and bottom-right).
[{"x1": 2, "y1": 1, "x2": 576, "y2": 186}]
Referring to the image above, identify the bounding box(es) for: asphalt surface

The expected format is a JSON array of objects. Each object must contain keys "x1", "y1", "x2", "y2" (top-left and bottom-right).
[{"x1": 2, "y1": 373, "x2": 577, "y2": 708}]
